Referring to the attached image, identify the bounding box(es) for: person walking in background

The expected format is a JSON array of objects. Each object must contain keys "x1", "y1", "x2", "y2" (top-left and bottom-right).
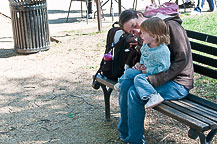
[
  {"x1": 191, "y1": 0, "x2": 215, "y2": 15},
  {"x1": 87, "y1": 0, "x2": 93, "y2": 18}
]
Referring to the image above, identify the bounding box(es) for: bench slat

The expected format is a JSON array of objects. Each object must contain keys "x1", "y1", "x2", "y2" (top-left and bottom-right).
[
  {"x1": 96, "y1": 75, "x2": 116, "y2": 89},
  {"x1": 154, "y1": 104, "x2": 210, "y2": 131},
  {"x1": 187, "y1": 30, "x2": 217, "y2": 45},
  {"x1": 178, "y1": 100, "x2": 217, "y2": 122},
  {"x1": 192, "y1": 53, "x2": 217, "y2": 68},
  {"x1": 168, "y1": 100, "x2": 217, "y2": 125},
  {"x1": 164, "y1": 101, "x2": 217, "y2": 129},
  {"x1": 186, "y1": 94, "x2": 217, "y2": 111},
  {"x1": 178, "y1": 100, "x2": 217, "y2": 123},
  {"x1": 193, "y1": 64, "x2": 217, "y2": 79},
  {"x1": 183, "y1": 99, "x2": 217, "y2": 116},
  {"x1": 191, "y1": 42, "x2": 217, "y2": 56}
]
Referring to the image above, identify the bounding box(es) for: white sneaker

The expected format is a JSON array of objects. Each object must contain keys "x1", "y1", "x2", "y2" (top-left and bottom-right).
[
  {"x1": 114, "y1": 83, "x2": 120, "y2": 91},
  {"x1": 145, "y1": 93, "x2": 164, "y2": 109},
  {"x1": 87, "y1": 14, "x2": 93, "y2": 19}
]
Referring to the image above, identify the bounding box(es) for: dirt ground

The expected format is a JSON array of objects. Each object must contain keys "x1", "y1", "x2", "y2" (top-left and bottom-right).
[{"x1": 0, "y1": 14, "x2": 216, "y2": 144}]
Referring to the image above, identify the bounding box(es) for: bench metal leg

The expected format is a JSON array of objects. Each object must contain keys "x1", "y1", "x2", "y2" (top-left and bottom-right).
[
  {"x1": 199, "y1": 132, "x2": 207, "y2": 144},
  {"x1": 199, "y1": 129, "x2": 217, "y2": 144},
  {"x1": 188, "y1": 128, "x2": 217, "y2": 144},
  {"x1": 206, "y1": 129, "x2": 217, "y2": 143},
  {"x1": 101, "y1": 84, "x2": 113, "y2": 121},
  {"x1": 188, "y1": 128, "x2": 199, "y2": 139}
]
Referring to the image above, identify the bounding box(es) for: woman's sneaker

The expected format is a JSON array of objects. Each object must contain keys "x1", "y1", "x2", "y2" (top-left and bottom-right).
[
  {"x1": 114, "y1": 83, "x2": 120, "y2": 91},
  {"x1": 145, "y1": 93, "x2": 164, "y2": 109}
]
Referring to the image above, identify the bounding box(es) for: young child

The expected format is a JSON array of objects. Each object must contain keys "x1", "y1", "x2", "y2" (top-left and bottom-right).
[{"x1": 114, "y1": 17, "x2": 171, "y2": 109}]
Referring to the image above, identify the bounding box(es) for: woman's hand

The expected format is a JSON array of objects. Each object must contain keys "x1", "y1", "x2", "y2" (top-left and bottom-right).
[{"x1": 126, "y1": 34, "x2": 138, "y2": 43}]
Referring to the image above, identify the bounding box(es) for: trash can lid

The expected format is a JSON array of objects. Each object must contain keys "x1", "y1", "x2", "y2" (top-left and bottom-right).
[{"x1": 8, "y1": 0, "x2": 46, "y2": 7}]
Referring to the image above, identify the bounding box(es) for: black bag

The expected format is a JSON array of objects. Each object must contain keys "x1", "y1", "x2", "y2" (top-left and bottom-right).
[{"x1": 92, "y1": 22, "x2": 140, "y2": 89}]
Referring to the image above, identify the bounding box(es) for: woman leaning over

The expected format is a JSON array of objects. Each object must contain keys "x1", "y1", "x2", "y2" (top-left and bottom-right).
[{"x1": 117, "y1": 10, "x2": 194, "y2": 144}]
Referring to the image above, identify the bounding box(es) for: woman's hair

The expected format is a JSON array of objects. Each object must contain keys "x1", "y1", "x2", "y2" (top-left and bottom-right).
[
  {"x1": 140, "y1": 17, "x2": 170, "y2": 45},
  {"x1": 119, "y1": 10, "x2": 144, "y2": 29}
]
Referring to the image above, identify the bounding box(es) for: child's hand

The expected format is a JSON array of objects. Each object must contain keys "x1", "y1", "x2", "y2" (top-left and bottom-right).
[
  {"x1": 132, "y1": 62, "x2": 141, "y2": 70},
  {"x1": 140, "y1": 65, "x2": 147, "y2": 73},
  {"x1": 133, "y1": 63, "x2": 146, "y2": 73}
]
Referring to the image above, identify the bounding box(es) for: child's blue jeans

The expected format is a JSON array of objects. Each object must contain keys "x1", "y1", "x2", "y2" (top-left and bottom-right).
[{"x1": 118, "y1": 68, "x2": 154, "y2": 100}]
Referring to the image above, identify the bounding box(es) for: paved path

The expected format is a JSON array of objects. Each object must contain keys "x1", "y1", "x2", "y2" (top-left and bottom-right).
[
  {"x1": 0, "y1": 0, "x2": 153, "y2": 50},
  {"x1": 2, "y1": 0, "x2": 211, "y2": 50},
  {"x1": 1, "y1": 0, "x2": 153, "y2": 35}
]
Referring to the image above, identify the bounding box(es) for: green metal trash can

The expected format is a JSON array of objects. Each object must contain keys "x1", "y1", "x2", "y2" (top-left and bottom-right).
[{"x1": 9, "y1": 0, "x2": 50, "y2": 54}]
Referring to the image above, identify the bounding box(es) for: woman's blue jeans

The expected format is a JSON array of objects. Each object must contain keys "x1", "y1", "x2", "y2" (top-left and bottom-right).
[
  {"x1": 118, "y1": 74, "x2": 189, "y2": 144},
  {"x1": 194, "y1": 0, "x2": 215, "y2": 12}
]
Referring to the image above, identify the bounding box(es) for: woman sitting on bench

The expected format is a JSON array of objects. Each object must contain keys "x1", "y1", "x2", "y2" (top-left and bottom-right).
[{"x1": 117, "y1": 10, "x2": 194, "y2": 144}]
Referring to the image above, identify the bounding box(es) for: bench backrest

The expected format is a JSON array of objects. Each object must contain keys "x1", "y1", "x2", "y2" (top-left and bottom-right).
[{"x1": 186, "y1": 30, "x2": 217, "y2": 79}]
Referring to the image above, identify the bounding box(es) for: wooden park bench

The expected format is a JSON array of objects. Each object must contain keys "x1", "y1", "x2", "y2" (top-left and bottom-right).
[{"x1": 93, "y1": 30, "x2": 217, "y2": 144}]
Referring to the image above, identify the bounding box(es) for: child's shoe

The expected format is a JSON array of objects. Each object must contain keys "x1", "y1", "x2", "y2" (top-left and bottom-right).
[{"x1": 145, "y1": 93, "x2": 164, "y2": 109}]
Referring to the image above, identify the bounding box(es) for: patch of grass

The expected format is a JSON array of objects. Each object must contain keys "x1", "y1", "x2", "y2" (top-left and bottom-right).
[
  {"x1": 64, "y1": 29, "x2": 108, "y2": 37},
  {"x1": 194, "y1": 73, "x2": 217, "y2": 102},
  {"x1": 182, "y1": 12, "x2": 217, "y2": 35},
  {"x1": 96, "y1": 42, "x2": 105, "y2": 51},
  {"x1": 63, "y1": 30, "x2": 76, "y2": 33},
  {"x1": 87, "y1": 65, "x2": 96, "y2": 69},
  {"x1": 84, "y1": 29, "x2": 108, "y2": 36}
]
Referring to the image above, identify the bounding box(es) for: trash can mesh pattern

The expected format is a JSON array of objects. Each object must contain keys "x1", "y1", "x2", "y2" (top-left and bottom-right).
[{"x1": 9, "y1": 0, "x2": 50, "y2": 54}]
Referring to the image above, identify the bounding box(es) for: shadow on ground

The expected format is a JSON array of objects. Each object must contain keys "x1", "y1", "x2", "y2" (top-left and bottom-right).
[
  {"x1": 0, "y1": 75, "x2": 119, "y2": 143},
  {"x1": 0, "y1": 48, "x2": 17, "y2": 58},
  {"x1": 48, "y1": 9, "x2": 87, "y2": 24},
  {"x1": 0, "y1": 75, "x2": 188, "y2": 144}
]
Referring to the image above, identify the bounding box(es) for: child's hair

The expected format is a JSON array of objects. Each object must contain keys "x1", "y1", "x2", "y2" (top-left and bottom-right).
[{"x1": 140, "y1": 17, "x2": 170, "y2": 45}]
